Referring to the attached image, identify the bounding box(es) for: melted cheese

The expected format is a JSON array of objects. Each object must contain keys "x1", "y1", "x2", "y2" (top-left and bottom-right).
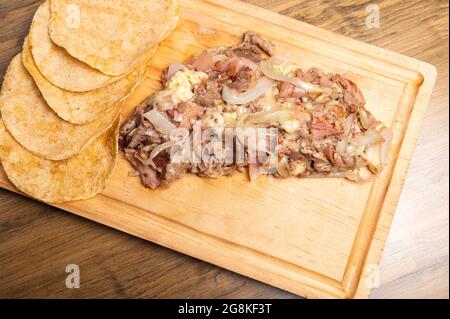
[
  {"x1": 165, "y1": 69, "x2": 208, "y2": 104},
  {"x1": 273, "y1": 61, "x2": 298, "y2": 76}
]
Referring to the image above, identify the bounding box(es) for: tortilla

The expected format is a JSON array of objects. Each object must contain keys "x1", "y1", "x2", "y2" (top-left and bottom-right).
[
  {"x1": 0, "y1": 54, "x2": 120, "y2": 161},
  {"x1": 29, "y1": 1, "x2": 157, "y2": 92},
  {"x1": 23, "y1": 39, "x2": 145, "y2": 124},
  {"x1": 48, "y1": 0, "x2": 179, "y2": 76},
  {"x1": 0, "y1": 116, "x2": 120, "y2": 204}
]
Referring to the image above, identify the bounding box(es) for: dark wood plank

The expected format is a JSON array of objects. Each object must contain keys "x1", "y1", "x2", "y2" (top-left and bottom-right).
[
  {"x1": 0, "y1": 0, "x2": 448, "y2": 298},
  {"x1": 0, "y1": 0, "x2": 43, "y2": 84}
]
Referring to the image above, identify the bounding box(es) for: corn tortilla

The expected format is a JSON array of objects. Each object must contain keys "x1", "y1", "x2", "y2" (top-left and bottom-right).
[
  {"x1": 0, "y1": 54, "x2": 120, "y2": 161},
  {"x1": 29, "y1": 1, "x2": 157, "y2": 92},
  {"x1": 0, "y1": 117, "x2": 120, "y2": 204},
  {"x1": 23, "y1": 39, "x2": 146, "y2": 124},
  {"x1": 48, "y1": 0, "x2": 179, "y2": 76}
]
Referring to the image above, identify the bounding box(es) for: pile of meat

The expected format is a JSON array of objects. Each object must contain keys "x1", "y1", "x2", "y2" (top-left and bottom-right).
[{"x1": 119, "y1": 32, "x2": 391, "y2": 189}]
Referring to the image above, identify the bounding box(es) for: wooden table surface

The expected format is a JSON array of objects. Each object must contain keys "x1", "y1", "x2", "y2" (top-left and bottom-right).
[{"x1": 0, "y1": 0, "x2": 448, "y2": 299}]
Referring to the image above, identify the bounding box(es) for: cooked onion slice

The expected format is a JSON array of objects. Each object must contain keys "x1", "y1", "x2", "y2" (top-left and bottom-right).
[
  {"x1": 143, "y1": 109, "x2": 177, "y2": 136},
  {"x1": 238, "y1": 110, "x2": 294, "y2": 128},
  {"x1": 148, "y1": 141, "x2": 175, "y2": 169},
  {"x1": 277, "y1": 155, "x2": 291, "y2": 178},
  {"x1": 260, "y1": 58, "x2": 323, "y2": 94},
  {"x1": 350, "y1": 128, "x2": 384, "y2": 149},
  {"x1": 360, "y1": 144, "x2": 382, "y2": 174},
  {"x1": 212, "y1": 54, "x2": 227, "y2": 63},
  {"x1": 336, "y1": 113, "x2": 355, "y2": 153},
  {"x1": 166, "y1": 63, "x2": 186, "y2": 80},
  {"x1": 222, "y1": 77, "x2": 275, "y2": 105}
]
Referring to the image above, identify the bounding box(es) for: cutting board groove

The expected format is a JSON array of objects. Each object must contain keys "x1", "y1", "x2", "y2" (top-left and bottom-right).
[{"x1": 0, "y1": 0, "x2": 437, "y2": 298}]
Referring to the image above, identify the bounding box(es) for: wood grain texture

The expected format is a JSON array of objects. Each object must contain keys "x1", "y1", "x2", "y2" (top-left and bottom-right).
[{"x1": 0, "y1": 0, "x2": 448, "y2": 299}]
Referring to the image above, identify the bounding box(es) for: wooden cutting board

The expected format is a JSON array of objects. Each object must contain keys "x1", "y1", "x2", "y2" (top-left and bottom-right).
[{"x1": 0, "y1": 0, "x2": 437, "y2": 298}]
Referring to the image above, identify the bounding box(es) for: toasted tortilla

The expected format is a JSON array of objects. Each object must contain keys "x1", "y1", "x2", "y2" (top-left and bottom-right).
[
  {"x1": 48, "y1": 0, "x2": 178, "y2": 76},
  {"x1": 0, "y1": 116, "x2": 120, "y2": 204},
  {"x1": 29, "y1": 1, "x2": 157, "y2": 92},
  {"x1": 23, "y1": 39, "x2": 145, "y2": 124},
  {"x1": 0, "y1": 54, "x2": 120, "y2": 161}
]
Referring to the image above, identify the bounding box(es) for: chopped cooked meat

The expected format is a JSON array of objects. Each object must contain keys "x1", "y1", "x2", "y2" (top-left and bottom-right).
[
  {"x1": 120, "y1": 31, "x2": 388, "y2": 189},
  {"x1": 223, "y1": 31, "x2": 274, "y2": 63},
  {"x1": 215, "y1": 56, "x2": 239, "y2": 74},
  {"x1": 195, "y1": 80, "x2": 221, "y2": 108},
  {"x1": 292, "y1": 104, "x2": 312, "y2": 122},
  {"x1": 242, "y1": 31, "x2": 275, "y2": 57},
  {"x1": 191, "y1": 50, "x2": 216, "y2": 72},
  {"x1": 152, "y1": 92, "x2": 176, "y2": 112},
  {"x1": 120, "y1": 103, "x2": 146, "y2": 148},
  {"x1": 279, "y1": 81, "x2": 306, "y2": 99},
  {"x1": 125, "y1": 149, "x2": 161, "y2": 189},
  {"x1": 152, "y1": 152, "x2": 170, "y2": 169},
  {"x1": 229, "y1": 67, "x2": 255, "y2": 92},
  {"x1": 230, "y1": 48, "x2": 263, "y2": 63},
  {"x1": 295, "y1": 69, "x2": 316, "y2": 83},
  {"x1": 195, "y1": 162, "x2": 236, "y2": 178},
  {"x1": 310, "y1": 122, "x2": 343, "y2": 140},
  {"x1": 164, "y1": 163, "x2": 189, "y2": 183},
  {"x1": 320, "y1": 74, "x2": 334, "y2": 88},
  {"x1": 176, "y1": 101, "x2": 205, "y2": 129},
  {"x1": 119, "y1": 117, "x2": 138, "y2": 148},
  {"x1": 215, "y1": 56, "x2": 257, "y2": 76},
  {"x1": 126, "y1": 127, "x2": 148, "y2": 149},
  {"x1": 333, "y1": 74, "x2": 366, "y2": 109},
  {"x1": 279, "y1": 81, "x2": 293, "y2": 98}
]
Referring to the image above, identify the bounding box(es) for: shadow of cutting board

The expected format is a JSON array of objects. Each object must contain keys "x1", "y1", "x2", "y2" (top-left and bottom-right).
[{"x1": 0, "y1": 0, "x2": 437, "y2": 298}]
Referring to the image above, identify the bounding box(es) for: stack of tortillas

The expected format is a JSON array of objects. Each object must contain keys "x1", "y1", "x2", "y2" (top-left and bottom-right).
[{"x1": 0, "y1": 0, "x2": 179, "y2": 203}]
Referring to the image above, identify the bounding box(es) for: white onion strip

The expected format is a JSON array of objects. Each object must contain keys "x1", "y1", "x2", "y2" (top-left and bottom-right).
[
  {"x1": 143, "y1": 109, "x2": 177, "y2": 136},
  {"x1": 238, "y1": 110, "x2": 294, "y2": 128},
  {"x1": 350, "y1": 128, "x2": 384, "y2": 149},
  {"x1": 336, "y1": 113, "x2": 355, "y2": 153},
  {"x1": 212, "y1": 54, "x2": 227, "y2": 63},
  {"x1": 260, "y1": 59, "x2": 323, "y2": 94},
  {"x1": 222, "y1": 77, "x2": 275, "y2": 105},
  {"x1": 166, "y1": 63, "x2": 186, "y2": 80},
  {"x1": 149, "y1": 141, "x2": 175, "y2": 169}
]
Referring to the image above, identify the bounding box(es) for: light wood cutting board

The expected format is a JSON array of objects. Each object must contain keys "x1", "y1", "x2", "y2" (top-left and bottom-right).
[{"x1": 0, "y1": 0, "x2": 437, "y2": 298}]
